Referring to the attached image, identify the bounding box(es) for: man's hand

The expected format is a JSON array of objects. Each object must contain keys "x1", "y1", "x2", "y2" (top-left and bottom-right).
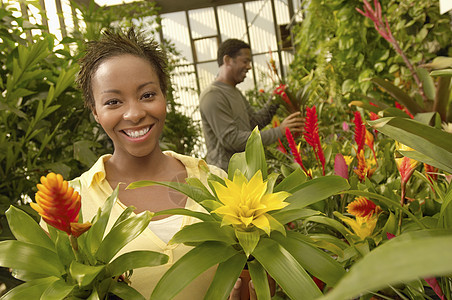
[
  {"x1": 279, "y1": 111, "x2": 305, "y2": 134},
  {"x1": 229, "y1": 278, "x2": 257, "y2": 300}
]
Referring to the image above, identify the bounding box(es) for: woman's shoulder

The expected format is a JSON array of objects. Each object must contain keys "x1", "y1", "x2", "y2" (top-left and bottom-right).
[
  {"x1": 163, "y1": 151, "x2": 226, "y2": 179},
  {"x1": 69, "y1": 154, "x2": 112, "y2": 190}
]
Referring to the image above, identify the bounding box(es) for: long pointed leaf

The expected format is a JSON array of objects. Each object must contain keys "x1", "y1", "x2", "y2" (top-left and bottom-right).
[
  {"x1": 170, "y1": 221, "x2": 237, "y2": 245},
  {"x1": 248, "y1": 259, "x2": 272, "y2": 300},
  {"x1": 109, "y1": 281, "x2": 146, "y2": 300},
  {"x1": 204, "y1": 253, "x2": 247, "y2": 300},
  {"x1": 5, "y1": 205, "x2": 54, "y2": 251},
  {"x1": 245, "y1": 127, "x2": 267, "y2": 180},
  {"x1": 320, "y1": 234, "x2": 452, "y2": 300},
  {"x1": 371, "y1": 78, "x2": 424, "y2": 114},
  {"x1": 281, "y1": 176, "x2": 350, "y2": 211},
  {"x1": 107, "y1": 250, "x2": 169, "y2": 277},
  {"x1": 369, "y1": 117, "x2": 452, "y2": 172},
  {"x1": 96, "y1": 211, "x2": 152, "y2": 263},
  {"x1": 274, "y1": 168, "x2": 308, "y2": 193},
  {"x1": 0, "y1": 277, "x2": 58, "y2": 300},
  {"x1": 272, "y1": 231, "x2": 345, "y2": 286},
  {"x1": 40, "y1": 279, "x2": 75, "y2": 300},
  {"x1": 151, "y1": 242, "x2": 238, "y2": 300},
  {"x1": 253, "y1": 238, "x2": 322, "y2": 300},
  {"x1": 271, "y1": 208, "x2": 320, "y2": 225},
  {"x1": 85, "y1": 185, "x2": 119, "y2": 255},
  {"x1": 0, "y1": 240, "x2": 64, "y2": 277},
  {"x1": 152, "y1": 208, "x2": 214, "y2": 222},
  {"x1": 69, "y1": 260, "x2": 105, "y2": 287}
]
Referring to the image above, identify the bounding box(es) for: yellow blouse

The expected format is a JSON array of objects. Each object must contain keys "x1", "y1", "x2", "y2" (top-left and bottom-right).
[{"x1": 70, "y1": 151, "x2": 226, "y2": 299}]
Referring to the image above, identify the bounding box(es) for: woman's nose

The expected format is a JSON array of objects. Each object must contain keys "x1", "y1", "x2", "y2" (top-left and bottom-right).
[{"x1": 123, "y1": 101, "x2": 146, "y2": 123}]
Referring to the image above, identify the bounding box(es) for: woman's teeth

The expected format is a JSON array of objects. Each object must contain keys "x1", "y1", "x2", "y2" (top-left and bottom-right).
[{"x1": 123, "y1": 127, "x2": 150, "y2": 138}]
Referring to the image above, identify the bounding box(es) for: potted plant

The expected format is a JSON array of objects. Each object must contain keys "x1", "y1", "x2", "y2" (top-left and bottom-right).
[
  {"x1": 0, "y1": 173, "x2": 168, "y2": 299},
  {"x1": 128, "y1": 128, "x2": 350, "y2": 300}
]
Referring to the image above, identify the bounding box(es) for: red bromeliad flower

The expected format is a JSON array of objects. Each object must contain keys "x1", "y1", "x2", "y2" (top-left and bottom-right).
[
  {"x1": 285, "y1": 127, "x2": 311, "y2": 178},
  {"x1": 424, "y1": 163, "x2": 438, "y2": 184},
  {"x1": 395, "y1": 102, "x2": 414, "y2": 119},
  {"x1": 303, "y1": 106, "x2": 325, "y2": 175},
  {"x1": 353, "y1": 111, "x2": 366, "y2": 154},
  {"x1": 365, "y1": 129, "x2": 378, "y2": 166},
  {"x1": 353, "y1": 149, "x2": 368, "y2": 182},
  {"x1": 347, "y1": 196, "x2": 382, "y2": 219},
  {"x1": 31, "y1": 173, "x2": 91, "y2": 237},
  {"x1": 274, "y1": 84, "x2": 297, "y2": 113}
]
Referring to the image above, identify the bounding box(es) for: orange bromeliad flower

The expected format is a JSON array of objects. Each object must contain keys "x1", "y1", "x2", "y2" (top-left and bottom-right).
[
  {"x1": 31, "y1": 173, "x2": 91, "y2": 237},
  {"x1": 347, "y1": 196, "x2": 382, "y2": 219}
]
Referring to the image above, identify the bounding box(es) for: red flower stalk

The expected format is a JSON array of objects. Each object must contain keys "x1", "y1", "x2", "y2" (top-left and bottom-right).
[
  {"x1": 347, "y1": 196, "x2": 382, "y2": 219},
  {"x1": 274, "y1": 84, "x2": 297, "y2": 113},
  {"x1": 303, "y1": 106, "x2": 325, "y2": 175},
  {"x1": 356, "y1": 0, "x2": 427, "y2": 102},
  {"x1": 365, "y1": 129, "x2": 378, "y2": 166},
  {"x1": 369, "y1": 112, "x2": 379, "y2": 121},
  {"x1": 424, "y1": 163, "x2": 438, "y2": 184},
  {"x1": 353, "y1": 111, "x2": 366, "y2": 154},
  {"x1": 353, "y1": 149, "x2": 368, "y2": 182},
  {"x1": 285, "y1": 127, "x2": 311, "y2": 178},
  {"x1": 395, "y1": 102, "x2": 414, "y2": 119},
  {"x1": 277, "y1": 139, "x2": 287, "y2": 154}
]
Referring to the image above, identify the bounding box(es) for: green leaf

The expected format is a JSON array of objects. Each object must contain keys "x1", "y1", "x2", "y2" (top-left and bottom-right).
[
  {"x1": 170, "y1": 221, "x2": 237, "y2": 245},
  {"x1": 111, "y1": 206, "x2": 136, "y2": 229},
  {"x1": 127, "y1": 180, "x2": 213, "y2": 205},
  {"x1": 253, "y1": 238, "x2": 322, "y2": 300},
  {"x1": 369, "y1": 117, "x2": 452, "y2": 173},
  {"x1": 69, "y1": 260, "x2": 105, "y2": 287},
  {"x1": 271, "y1": 208, "x2": 320, "y2": 225},
  {"x1": 245, "y1": 127, "x2": 267, "y2": 180},
  {"x1": 40, "y1": 279, "x2": 75, "y2": 300},
  {"x1": 0, "y1": 277, "x2": 58, "y2": 300},
  {"x1": 272, "y1": 231, "x2": 345, "y2": 286},
  {"x1": 96, "y1": 211, "x2": 152, "y2": 263},
  {"x1": 273, "y1": 168, "x2": 307, "y2": 193},
  {"x1": 438, "y1": 187, "x2": 452, "y2": 228},
  {"x1": 54, "y1": 231, "x2": 75, "y2": 268},
  {"x1": 85, "y1": 185, "x2": 119, "y2": 255},
  {"x1": 281, "y1": 176, "x2": 350, "y2": 211},
  {"x1": 109, "y1": 281, "x2": 146, "y2": 300},
  {"x1": 305, "y1": 215, "x2": 356, "y2": 245},
  {"x1": 248, "y1": 259, "x2": 272, "y2": 300},
  {"x1": 151, "y1": 242, "x2": 238, "y2": 300},
  {"x1": 416, "y1": 68, "x2": 435, "y2": 101},
  {"x1": 152, "y1": 208, "x2": 214, "y2": 222},
  {"x1": 228, "y1": 152, "x2": 246, "y2": 180},
  {"x1": 5, "y1": 206, "x2": 54, "y2": 251},
  {"x1": 0, "y1": 240, "x2": 64, "y2": 277},
  {"x1": 319, "y1": 234, "x2": 452, "y2": 300},
  {"x1": 236, "y1": 229, "x2": 260, "y2": 257},
  {"x1": 204, "y1": 252, "x2": 247, "y2": 300},
  {"x1": 107, "y1": 250, "x2": 169, "y2": 277},
  {"x1": 371, "y1": 78, "x2": 424, "y2": 115},
  {"x1": 430, "y1": 69, "x2": 452, "y2": 77}
]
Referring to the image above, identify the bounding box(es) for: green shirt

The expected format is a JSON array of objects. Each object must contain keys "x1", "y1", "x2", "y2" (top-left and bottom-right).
[{"x1": 199, "y1": 81, "x2": 282, "y2": 171}]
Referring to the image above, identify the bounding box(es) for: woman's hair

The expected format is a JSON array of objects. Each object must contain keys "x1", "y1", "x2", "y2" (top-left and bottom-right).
[
  {"x1": 217, "y1": 38, "x2": 250, "y2": 67},
  {"x1": 76, "y1": 28, "x2": 169, "y2": 111}
]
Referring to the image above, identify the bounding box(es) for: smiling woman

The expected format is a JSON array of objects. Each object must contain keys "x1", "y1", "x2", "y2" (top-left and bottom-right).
[{"x1": 71, "y1": 28, "x2": 227, "y2": 299}]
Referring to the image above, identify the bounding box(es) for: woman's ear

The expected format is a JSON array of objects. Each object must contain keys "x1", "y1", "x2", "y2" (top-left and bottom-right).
[{"x1": 92, "y1": 110, "x2": 100, "y2": 123}]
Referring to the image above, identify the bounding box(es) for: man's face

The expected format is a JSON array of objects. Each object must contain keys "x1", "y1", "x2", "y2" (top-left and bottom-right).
[{"x1": 229, "y1": 48, "x2": 252, "y2": 85}]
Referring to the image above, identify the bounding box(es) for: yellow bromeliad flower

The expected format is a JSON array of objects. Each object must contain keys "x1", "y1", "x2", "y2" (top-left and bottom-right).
[
  {"x1": 30, "y1": 173, "x2": 91, "y2": 237},
  {"x1": 337, "y1": 197, "x2": 382, "y2": 240},
  {"x1": 211, "y1": 170, "x2": 290, "y2": 235}
]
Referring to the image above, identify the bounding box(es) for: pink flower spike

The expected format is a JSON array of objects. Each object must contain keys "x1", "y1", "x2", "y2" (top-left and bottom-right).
[
  {"x1": 386, "y1": 232, "x2": 396, "y2": 240},
  {"x1": 334, "y1": 154, "x2": 348, "y2": 180},
  {"x1": 425, "y1": 278, "x2": 446, "y2": 300},
  {"x1": 286, "y1": 127, "x2": 311, "y2": 178}
]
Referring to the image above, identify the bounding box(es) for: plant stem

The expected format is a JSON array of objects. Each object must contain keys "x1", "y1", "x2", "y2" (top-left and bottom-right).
[{"x1": 69, "y1": 235, "x2": 82, "y2": 262}]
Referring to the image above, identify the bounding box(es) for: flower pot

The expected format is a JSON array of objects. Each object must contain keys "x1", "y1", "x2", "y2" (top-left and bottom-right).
[{"x1": 239, "y1": 269, "x2": 276, "y2": 300}]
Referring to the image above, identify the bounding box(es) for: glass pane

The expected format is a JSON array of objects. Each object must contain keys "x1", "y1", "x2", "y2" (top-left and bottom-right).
[
  {"x1": 246, "y1": 0, "x2": 277, "y2": 53},
  {"x1": 197, "y1": 62, "x2": 218, "y2": 92},
  {"x1": 194, "y1": 37, "x2": 218, "y2": 62},
  {"x1": 275, "y1": 0, "x2": 291, "y2": 24},
  {"x1": 161, "y1": 11, "x2": 193, "y2": 63},
  {"x1": 253, "y1": 53, "x2": 280, "y2": 90},
  {"x1": 188, "y1": 7, "x2": 217, "y2": 39},
  {"x1": 217, "y1": 4, "x2": 248, "y2": 42}
]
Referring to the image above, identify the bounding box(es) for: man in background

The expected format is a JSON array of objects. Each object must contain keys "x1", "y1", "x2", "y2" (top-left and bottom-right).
[{"x1": 199, "y1": 38, "x2": 304, "y2": 171}]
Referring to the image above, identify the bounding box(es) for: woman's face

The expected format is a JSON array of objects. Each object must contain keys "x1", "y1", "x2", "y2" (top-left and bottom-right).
[{"x1": 91, "y1": 54, "x2": 166, "y2": 159}]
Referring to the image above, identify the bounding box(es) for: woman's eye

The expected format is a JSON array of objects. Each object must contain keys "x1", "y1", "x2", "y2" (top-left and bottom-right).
[
  {"x1": 105, "y1": 99, "x2": 120, "y2": 106},
  {"x1": 142, "y1": 92, "x2": 155, "y2": 100}
]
